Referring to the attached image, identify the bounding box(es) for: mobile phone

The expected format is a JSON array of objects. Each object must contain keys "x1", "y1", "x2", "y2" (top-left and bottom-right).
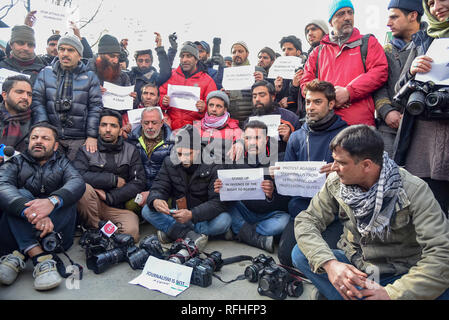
[{"x1": 169, "y1": 209, "x2": 177, "y2": 215}]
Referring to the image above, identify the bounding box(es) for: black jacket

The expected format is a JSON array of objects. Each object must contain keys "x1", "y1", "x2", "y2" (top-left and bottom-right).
[
  {"x1": 72, "y1": 137, "x2": 146, "y2": 207},
  {"x1": 31, "y1": 58, "x2": 103, "y2": 140},
  {"x1": 0, "y1": 56, "x2": 46, "y2": 86},
  {"x1": 147, "y1": 155, "x2": 227, "y2": 223},
  {"x1": 0, "y1": 150, "x2": 85, "y2": 217}
]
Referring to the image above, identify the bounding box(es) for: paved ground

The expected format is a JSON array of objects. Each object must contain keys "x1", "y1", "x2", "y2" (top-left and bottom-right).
[{"x1": 0, "y1": 223, "x2": 315, "y2": 301}]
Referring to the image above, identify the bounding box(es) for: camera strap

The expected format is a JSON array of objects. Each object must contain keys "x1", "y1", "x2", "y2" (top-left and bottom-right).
[
  {"x1": 52, "y1": 248, "x2": 84, "y2": 280},
  {"x1": 204, "y1": 253, "x2": 254, "y2": 285}
]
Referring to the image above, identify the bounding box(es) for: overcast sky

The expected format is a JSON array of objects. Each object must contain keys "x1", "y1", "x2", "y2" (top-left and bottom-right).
[{"x1": 1, "y1": 0, "x2": 392, "y2": 67}]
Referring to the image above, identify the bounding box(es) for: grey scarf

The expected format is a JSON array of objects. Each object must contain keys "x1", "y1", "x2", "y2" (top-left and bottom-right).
[{"x1": 340, "y1": 152, "x2": 406, "y2": 239}]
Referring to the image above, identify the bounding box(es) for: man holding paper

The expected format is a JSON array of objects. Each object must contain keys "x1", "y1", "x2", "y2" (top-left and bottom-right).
[
  {"x1": 214, "y1": 121, "x2": 290, "y2": 253},
  {"x1": 159, "y1": 42, "x2": 217, "y2": 130},
  {"x1": 31, "y1": 34, "x2": 103, "y2": 160}
]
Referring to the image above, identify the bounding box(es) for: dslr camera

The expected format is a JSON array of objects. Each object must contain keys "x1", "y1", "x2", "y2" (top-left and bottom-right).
[
  {"x1": 37, "y1": 230, "x2": 63, "y2": 253},
  {"x1": 167, "y1": 238, "x2": 199, "y2": 264},
  {"x1": 393, "y1": 80, "x2": 449, "y2": 119},
  {"x1": 244, "y1": 254, "x2": 277, "y2": 282},
  {"x1": 184, "y1": 251, "x2": 223, "y2": 287},
  {"x1": 127, "y1": 234, "x2": 166, "y2": 270}
]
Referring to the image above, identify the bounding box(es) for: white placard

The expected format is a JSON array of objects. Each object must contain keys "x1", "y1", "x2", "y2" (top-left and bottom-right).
[
  {"x1": 222, "y1": 66, "x2": 255, "y2": 91},
  {"x1": 415, "y1": 38, "x2": 449, "y2": 85},
  {"x1": 127, "y1": 108, "x2": 144, "y2": 130},
  {"x1": 129, "y1": 256, "x2": 192, "y2": 297},
  {"x1": 217, "y1": 168, "x2": 265, "y2": 201},
  {"x1": 248, "y1": 114, "x2": 281, "y2": 139},
  {"x1": 0, "y1": 69, "x2": 30, "y2": 90},
  {"x1": 102, "y1": 82, "x2": 134, "y2": 111},
  {"x1": 167, "y1": 84, "x2": 201, "y2": 112},
  {"x1": 274, "y1": 161, "x2": 326, "y2": 198},
  {"x1": 31, "y1": 0, "x2": 80, "y2": 34},
  {"x1": 268, "y1": 56, "x2": 303, "y2": 80}
]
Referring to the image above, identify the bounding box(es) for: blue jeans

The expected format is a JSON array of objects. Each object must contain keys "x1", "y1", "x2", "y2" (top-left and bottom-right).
[
  {"x1": 291, "y1": 245, "x2": 449, "y2": 300},
  {"x1": 141, "y1": 205, "x2": 232, "y2": 236},
  {"x1": 226, "y1": 201, "x2": 290, "y2": 236},
  {"x1": 0, "y1": 189, "x2": 77, "y2": 256}
]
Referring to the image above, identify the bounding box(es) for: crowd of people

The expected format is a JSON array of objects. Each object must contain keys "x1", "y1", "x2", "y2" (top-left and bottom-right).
[{"x1": 0, "y1": 0, "x2": 449, "y2": 300}]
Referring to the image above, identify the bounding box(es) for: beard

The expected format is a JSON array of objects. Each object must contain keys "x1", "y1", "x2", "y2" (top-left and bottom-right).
[
  {"x1": 28, "y1": 144, "x2": 54, "y2": 162},
  {"x1": 6, "y1": 96, "x2": 30, "y2": 114},
  {"x1": 95, "y1": 56, "x2": 121, "y2": 82},
  {"x1": 253, "y1": 101, "x2": 276, "y2": 116}
]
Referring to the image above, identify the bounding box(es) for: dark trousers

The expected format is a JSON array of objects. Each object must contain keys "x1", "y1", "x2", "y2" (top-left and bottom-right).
[
  {"x1": 0, "y1": 189, "x2": 77, "y2": 256},
  {"x1": 423, "y1": 178, "x2": 449, "y2": 218}
]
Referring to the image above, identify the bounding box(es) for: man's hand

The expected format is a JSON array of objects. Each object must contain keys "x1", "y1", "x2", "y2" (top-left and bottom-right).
[
  {"x1": 261, "y1": 180, "x2": 274, "y2": 199},
  {"x1": 154, "y1": 32, "x2": 162, "y2": 47},
  {"x1": 35, "y1": 217, "x2": 54, "y2": 238},
  {"x1": 153, "y1": 199, "x2": 170, "y2": 215},
  {"x1": 385, "y1": 110, "x2": 402, "y2": 129},
  {"x1": 360, "y1": 279, "x2": 391, "y2": 300},
  {"x1": 279, "y1": 97, "x2": 288, "y2": 109},
  {"x1": 24, "y1": 199, "x2": 55, "y2": 225},
  {"x1": 278, "y1": 124, "x2": 291, "y2": 142},
  {"x1": 227, "y1": 141, "x2": 244, "y2": 161},
  {"x1": 137, "y1": 191, "x2": 150, "y2": 207},
  {"x1": 84, "y1": 137, "x2": 98, "y2": 153},
  {"x1": 162, "y1": 95, "x2": 170, "y2": 107},
  {"x1": 130, "y1": 91, "x2": 138, "y2": 101},
  {"x1": 122, "y1": 123, "x2": 132, "y2": 139},
  {"x1": 214, "y1": 179, "x2": 223, "y2": 194},
  {"x1": 94, "y1": 189, "x2": 106, "y2": 201},
  {"x1": 116, "y1": 177, "x2": 126, "y2": 188},
  {"x1": 274, "y1": 77, "x2": 284, "y2": 93},
  {"x1": 319, "y1": 163, "x2": 335, "y2": 177},
  {"x1": 322, "y1": 259, "x2": 368, "y2": 300},
  {"x1": 24, "y1": 11, "x2": 37, "y2": 27},
  {"x1": 172, "y1": 209, "x2": 192, "y2": 224},
  {"x1": 254, "y1": 71, "x2": 264, "y2": 82},
  {"x1": 100, "y1": 86, "x2": 107, "y2": 94},
  {"x1": 196, "y1": 100, "x2": 206, "y2": 113},
  {"x1": 335, "y1": 86, "x2": 350, "y2": 107},
  {"x1": 292, "y1": 69, "x2": 304, "y2": 87},
  {"x1": 269, "y1": 166, "x2": 280, "y2": 180},
  {"x1": 70, "y1": 21, "x2": 82, "y2": 40}
]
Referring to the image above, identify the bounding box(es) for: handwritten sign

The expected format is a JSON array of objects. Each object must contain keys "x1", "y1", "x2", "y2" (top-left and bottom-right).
[
  {"x1": 268, "y1": 56, "x2": 303, "y2": 80},
  {"x1": 167, "y1": 84, "x2": 201, "y2": 112},
  {"x1": 222, "y1": 66, "x2": 255, "y2": 91},
  {"x1": 274, "y1": 161, "x2": 326, "y2": 198},
  {"x1": 217, "y1": 168, "x2": 265, "y2": 201},
  {"x1": 102, "y1": 82, "x2": 134, "y2": 111}
]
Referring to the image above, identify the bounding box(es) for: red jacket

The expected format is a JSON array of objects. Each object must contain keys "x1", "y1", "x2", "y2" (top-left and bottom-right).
[
  {"x1": 300, "y1": 28, "x2": 388, "y2": 126},
  {"x1": 193, "y1": 117, "x2": 242, "y2": 144},
  {"x1": 159, "y1": 66, "x2": 217, "y2": 130}
]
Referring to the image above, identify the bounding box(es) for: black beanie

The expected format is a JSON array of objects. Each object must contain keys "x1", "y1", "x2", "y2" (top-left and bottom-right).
[{"x1": 98, "y1": 35, "x2": 121, "y2": 54}]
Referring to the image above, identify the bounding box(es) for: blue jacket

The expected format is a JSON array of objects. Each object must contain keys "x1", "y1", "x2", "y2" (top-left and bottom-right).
[
  {"x1": 31, "y1": 58, "x2": 103, "y2": 139},
  {"x1": 127, "y1": 123, "x2": 173, "y2": 190},
  {"x1": 284, "y1": 115, "x2": 348, "y2": 163}
]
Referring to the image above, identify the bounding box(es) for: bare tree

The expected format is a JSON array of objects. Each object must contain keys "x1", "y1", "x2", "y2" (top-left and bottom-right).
[{"x1": 0, "y1": 0, "x2": 18, "y2": 20}]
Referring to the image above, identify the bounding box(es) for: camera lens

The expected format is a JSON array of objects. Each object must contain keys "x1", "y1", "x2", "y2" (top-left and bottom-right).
[
  {"x1": 407, "y1": 91, "x2": 426, "y2": 116},
  {"x1": 259, "y1": 275, "x2": 275, "y2": 292},
  {"x1": 87, "y1": 247, "x2": 127, "y2": 274},
  {"x1": 127, "y1": 248, "x2": 150, "y2": 270}
]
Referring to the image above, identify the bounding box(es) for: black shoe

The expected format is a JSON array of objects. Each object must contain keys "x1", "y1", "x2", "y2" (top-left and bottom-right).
[{"x1": 236, "y1": 223, "x2": 274, "y2": 253}]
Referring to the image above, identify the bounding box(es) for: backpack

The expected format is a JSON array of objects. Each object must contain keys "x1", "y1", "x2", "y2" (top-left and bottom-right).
[{"x1": 315, "y1": 34, "x2": 372, "y2": 78}]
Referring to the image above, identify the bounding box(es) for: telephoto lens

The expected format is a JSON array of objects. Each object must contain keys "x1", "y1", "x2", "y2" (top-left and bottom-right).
[{"x1": 87, "y1": 247, "x2": 128, "y2": 274}]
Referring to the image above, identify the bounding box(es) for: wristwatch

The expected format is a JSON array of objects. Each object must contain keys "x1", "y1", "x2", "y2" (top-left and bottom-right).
[{"x1": 48, "y1": 196, "x2": 60, "y2": 207}]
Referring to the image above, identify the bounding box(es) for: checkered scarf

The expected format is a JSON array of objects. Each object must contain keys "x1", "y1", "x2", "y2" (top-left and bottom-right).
[
  {"x1": 0, "y1": 103, "x2": 31, "y2": 147},
  {"x1": 340, "y1": 152, "x2": 406, "y2": 240}
]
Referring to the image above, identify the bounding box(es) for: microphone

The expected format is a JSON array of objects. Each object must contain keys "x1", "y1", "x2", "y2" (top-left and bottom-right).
[{"x1": 2, "y1": 146, "x2": 20, "y2": 162}]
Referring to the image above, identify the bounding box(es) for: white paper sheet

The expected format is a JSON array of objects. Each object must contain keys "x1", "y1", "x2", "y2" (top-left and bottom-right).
[
  {"x1": 268, "y1": 56, "x2": 303, "y2": 80},
  {"x1": 217, "y1": 168, "x2": 265, "y2": 201},
  {"x1": 129, "y1": 256, "x2": 192, "y2": 297},
  {"x1": 0, "y1": 69, "x2": 30, "y2": 90},
  {"x1": 415, "y1": 38, "x2": 449, "y2": 85},
  {"x1": 102, "y1": 82, "x2": 134, "y2": 111},
  {"x1": 167, "y1": 84, "x2": 201, "y2": 112},
  {"x1": 274, "y1": 161, "x2": 326, "y2": 198},
  {"x1": 222, "y1": 66, "x2": 255, "y2": 91},
  {"x1": 248, "y1": 114, "x2": 281, "y2": 139}
]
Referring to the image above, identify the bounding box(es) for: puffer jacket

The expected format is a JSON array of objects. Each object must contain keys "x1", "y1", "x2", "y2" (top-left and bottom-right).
[
  {"x1": 301, "y1": 28, "x2": 388, "y2": 126},
  {"x1": 72, "y1": 137, "x2": 146, "y2": 208},
  {"x1": 31, "y1": 58, "x2": 103, "y2": 140},
  {"x1": 127, "y1": 123, "x2": 173, "y2": 190},
  {"x1": 147, "y1": 155, "x2": 227, "y2": 223},
  {"x1": 0, "y1": 150, "x2": 85, "y2": 217},
  {"x1": 294, "y1": 169, "x2": 449, "y2": 300},
  {"x1": 159, "y1": 65, "x2": 217, "y2": 130}
]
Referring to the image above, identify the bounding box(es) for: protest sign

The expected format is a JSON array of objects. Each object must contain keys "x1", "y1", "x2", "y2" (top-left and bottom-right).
[
  {"x1": 217, "y1": 168, "x2": 265, "y2": 201},
  {"x1": 222, "y1": 66, "x2": 255, "y2": 90},
  {"x1": 102, "y1": 82, "x2": 134, "y2": 111},
  {"x1": 127, "y1": 108, "x2": 144, "y2": 130},
  {"x1": 248, "y1": 114, "x2": 281, "y2": 139},
  {"x1": 129, "y1": 256, "x2": 192, "y2": 297},
  {"x1": 268, "y1": 56, "x2": 303, "y2": 80},
  {"x1": 274, "y1": 161, "x2": 326, "y2": 198},
  {"x1": 31, "y1": 0, "x2": 80, "y2": 34},
  {"x1": 167, "y1": 84, "x2": 201, "y2": 112}
]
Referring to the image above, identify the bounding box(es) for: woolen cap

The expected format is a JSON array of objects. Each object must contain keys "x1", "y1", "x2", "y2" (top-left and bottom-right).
[
  {"x1": 258, "y1": 47, "x2": 276, "y2": 61},
  {"x1": 10, "y1": 25, "x2": 35, "y2": 45},
  {"x1": 206, "y1": 90, "x2": 230, "y2": 108},
  {"x1": 98, "y1": 34, "x2": 121, "y2": 54},
  {"x1": 58, "y1": 34, "x2": 83, "y2": 56},
  {"x1": 388, "y1": 0, "x2": 423, "y2": 16},
  {"x1": 328, "y1": 0, "x2": 354, "y2": 22},
  {"x1": 180, "y1": 41, "x2": 199, "y2": 60}
]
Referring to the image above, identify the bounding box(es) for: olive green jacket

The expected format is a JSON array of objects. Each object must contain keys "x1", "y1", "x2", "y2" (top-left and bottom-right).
[{"x1": 294, "y1": 169, "x2": 449, "y2": 300}]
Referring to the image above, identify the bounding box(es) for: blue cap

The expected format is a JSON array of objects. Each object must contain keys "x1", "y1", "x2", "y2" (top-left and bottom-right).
[
  {"x1": 328, "y1": 0, "x2": 354, "y2": 22},
  {"x1": 194, "y1": 41, "x2": 210, "y2": 54},
  {"x1": 388, "y1": 0, "x2": 423, "y2": 16}
]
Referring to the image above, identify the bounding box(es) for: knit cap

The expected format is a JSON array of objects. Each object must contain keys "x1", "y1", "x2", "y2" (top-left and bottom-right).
[
  {"x1": 180, "y1": 41, "x2": 199, "y2": 60},
  {"x1": 328, "y1": 0, "x2": 354, "y2": 22},
  {"x1": 98, "y1": 34, "x2": 121, "y2": 54},
  {"x1": 58, "y1": 34, "x2": 83, "y2": 56},
  {"x1": 10, "y1": 25, "x2": 35, "y2": 45},
  {"x1": 206, "y1": 90, "x2": 230, "y2": 108}
]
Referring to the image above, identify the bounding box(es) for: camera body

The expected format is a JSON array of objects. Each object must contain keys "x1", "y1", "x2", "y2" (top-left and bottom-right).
[
  {"x1": 245, "y1": 254, "x2": 277, "y2": 283},
  {"x1": 393, "y1": 80, "x2": 449, "y2": 119},
  {"x1": 127, "y1": 234, "x2": 166, "y2": 270},
  {"x1": 168, "y1": 238, "x2": 199, "y2": 264},
  {"x1": 184, "y1": 251, "x2": 223, "y2": 287},
  {"x1": 212, "y1": 37, "x2": 221, "y2": 57},
  {"x1": 37, "y1": 231, "x2": 63, "y2": 253}
]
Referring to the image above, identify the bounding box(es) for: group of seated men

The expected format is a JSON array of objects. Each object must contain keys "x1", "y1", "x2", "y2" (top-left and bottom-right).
[{"x1": 0, "y1": 0, "x2": 449, "y2": 300}]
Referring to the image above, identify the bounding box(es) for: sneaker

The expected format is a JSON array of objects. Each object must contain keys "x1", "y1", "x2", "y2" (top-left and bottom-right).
[
  {"x1": 157, "y1": 230, "x2": 172, "y2": 244},
  {"x1": 32, "y1": 254, "x2": 62, "y2": 291},
  {"x1": 224, "y1": 228, "x2": 235, "y2": 241},
  {"x1": 0, "y1": 251, "x2": 26, "y2": 285},
  {"x1": 185, "y1": 231, "x2": 208, "y2": 252}
]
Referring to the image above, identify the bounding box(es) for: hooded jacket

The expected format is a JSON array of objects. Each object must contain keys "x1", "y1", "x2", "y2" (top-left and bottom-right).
[
  {"x1": 159, "y1": 64, "x2": 217, "y2": 130},
  {"x1": 301, "y1": 28, "x2": 388, "y2": 126}
]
